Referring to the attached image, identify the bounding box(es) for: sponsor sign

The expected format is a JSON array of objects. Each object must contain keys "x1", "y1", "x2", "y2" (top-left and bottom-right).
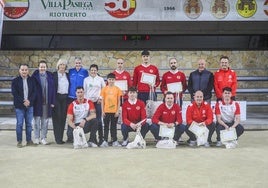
[{"x1": 3, "y1": 0, "x2": 268, "y2": 21}]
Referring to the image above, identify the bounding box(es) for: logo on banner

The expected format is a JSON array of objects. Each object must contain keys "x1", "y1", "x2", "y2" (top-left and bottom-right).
[
  {"x1": 236, "y1": 0, "x2": 257, "y2": 18},
  {"x1": 4, "y1": 0, "x2": 29, "y2": 19},
  {"x1": 264, "y1": 0, "x2": 268, "y2": 16},
  {"x1": 211, "y1": 0, "x2": 230, "y2": 19},
  {"x1": 104, "y1": 0, "x2": 136, "y2": 18},
  {"x1": 183, "y1": 0, "x2": 203, "y2": 19}
]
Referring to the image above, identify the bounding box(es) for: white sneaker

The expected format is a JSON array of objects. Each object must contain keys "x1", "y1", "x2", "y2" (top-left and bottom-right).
[
  {"x1": 100, "y1": 141, "x2": 109, "y2": 148},
  {"x1": 34, "y1": 138, "x2": 40, "y2": 145},
  {"x1": 112, "y1": 141, "x2": 121, "y2": 147},
  {"x1": 216, "y1": 141, "x2": 222, "y2": 147},
  {"x1": 41, "y1": 138, "x2": 49, "y2": 145},
  {"x1": 121, "y1": 139, "x2": 129, "y2": 146},
  {"x1": 204, "y1": 142, "x2": 210, "y2": 148},
  {"x1": 189, "y1": 140, "x2": 196, "y2": 147},
  {"x1": 88, "y1": 142, "x2": 98, "y2": 148}
]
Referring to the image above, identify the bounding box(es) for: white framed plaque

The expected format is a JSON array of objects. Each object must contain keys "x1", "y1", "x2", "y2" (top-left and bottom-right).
[
  {"x1": 114, "y1": 80, "x2": 128, "y2": 91},
  {"x1": 189, "y1": 121, "x2": 207, "y2": 137},
  {"x1": 140, "y1": 72, "x2": 156, "y2": 86},
  {"x1": 159, "y1": 125, "x2": 175, "y2": 138},
  {"x1": 220, "y1": 128, "x2": 237, "y2": 142},
  {"x1": 167, "y1": 82, "x2": 182, "y2": 93}
]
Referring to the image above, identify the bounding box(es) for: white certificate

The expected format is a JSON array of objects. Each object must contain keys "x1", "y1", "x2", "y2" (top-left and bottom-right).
[
  {"x1": 220, "y1": 128, "x2": 237, "y2": 142},
  {"x1": 159, "y1": 125, "x2": 175, "y2": 138},
  {"x1": 140, "y1": 72, "x2": 156, "y2": 86},
  {"x1": 114, "y1": 80, "x2": 128, "y2": 91},
  {"x1": 167, "y1": 82, "x2": 182, "y2": 93},
  {"x1": 189, "y1": 121, "x2": 207, "y2": 137}
]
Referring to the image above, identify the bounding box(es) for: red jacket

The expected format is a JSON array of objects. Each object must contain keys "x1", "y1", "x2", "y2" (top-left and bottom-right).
[
  {"x1": 122, "y1": 99, "x2": 146, "y2": 126},
  {"x1": 160, "y1": 70, "x2": 187, "y2": 99},
  {"x1": 133, "y1": 64, "x2": 160, "y2": 92},
  {"x1": 152, "y1": 103, "x2": 183, "y2": 125},
  {"x1": 214, "y1": 68, "x2": 237, "y2": 99},
  {"x1": 186, "y1": 101, "x2": 213, "y2": 126}
]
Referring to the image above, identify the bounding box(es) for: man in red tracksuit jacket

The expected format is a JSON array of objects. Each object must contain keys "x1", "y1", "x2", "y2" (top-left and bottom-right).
[
  {"x1": 121, "y1": 87, "x2": 149, "y2": 146},
  {"x1": 214, "y1": 56, "x2": 237, "y2": 101},
  {"x1": 185, "y1": 90, "x2": 215, "y2": 147},
  {"x1": 133, "y1": 50, "x2": 160, "y2": 104},
  {"x1": 160, "y1": 57, "x2": 187, "y2": 107},
  {"x1": 150, "y1": 92, "x2": 186, "y2": 143}
]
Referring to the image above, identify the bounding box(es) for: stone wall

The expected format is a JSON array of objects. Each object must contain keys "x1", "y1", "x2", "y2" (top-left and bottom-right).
[{"x1": 0, "y1": 50, "x2": 268, "y2": 76}]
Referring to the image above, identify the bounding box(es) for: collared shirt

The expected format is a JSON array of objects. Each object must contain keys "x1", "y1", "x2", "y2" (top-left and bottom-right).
[{"x1": 57, "y1": 71, "x2": 69, "y2": 94}]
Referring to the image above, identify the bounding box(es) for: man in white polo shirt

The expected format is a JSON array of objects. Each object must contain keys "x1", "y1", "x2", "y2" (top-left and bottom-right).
[{"x1": 215, "y1": 87, "x2": 244, "y2": 147}]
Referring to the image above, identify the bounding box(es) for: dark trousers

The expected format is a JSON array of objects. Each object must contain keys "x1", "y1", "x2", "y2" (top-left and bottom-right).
[
  {"x1": 185, "y1": 122, "x2": 215, "y2": 143},
  {"x1": 150, "y1": 123, "x2": 186, "y2": 141},
  {"x1": 103, "y1": 113, "x2": 118, "y2": 142},
  {"x1": 121, "y1": 123, "x2": 149, "y2": 140},
  {"x1": 52, "y1": 94, "x2": 68, "y2": 143},
  {"x1": 216, "y1": 122, "x2": 244, "y2": 141},
  {"x1": 67, "y1": 118, "x2": 98, "y2": 143},
  {"x1": 138, "y1": 92, "x2": 157, "y2": 105},
  {"x1": 94, "y1": 102, "x2": 103, "y2": 144}
]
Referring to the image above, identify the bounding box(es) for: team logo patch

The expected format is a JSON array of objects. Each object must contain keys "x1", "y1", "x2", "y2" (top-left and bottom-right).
[
  {"x1": 183, "y1": 0, "x2": 203, "y2": 19},
  {"x1": 211, "y1": 0, "x2": 230, "y2": 19},
  {"x1": 149, "y1": 69, "x2": 153, "y2": 73},
  {"x1": 105, "y1": 0, "x2": 136, "y2": 18},
  {"x1": 4, "y1": 0, "x2": 29, "y2": 19},
  {"x1": 264, "y1": 0, "x2": 268, "y2": 16},
  {"x1": 136, "y1": 106, "x2": 140, "y2": 110},
  {"x1": 171, "y1": 110, "x2": 175, "y2": 115},
  {"x1": 236, "y1": 0, "x2": 257, "y2": 18}
]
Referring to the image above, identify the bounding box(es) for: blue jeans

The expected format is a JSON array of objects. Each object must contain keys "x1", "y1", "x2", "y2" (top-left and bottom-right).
[{"x1": 15, "y1": 107, "x2": 33, "y2": 142}]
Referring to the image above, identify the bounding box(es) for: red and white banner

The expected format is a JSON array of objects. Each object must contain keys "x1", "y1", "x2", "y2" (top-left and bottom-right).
[{"x1": 2, "y1": 0, "x2": 268, "y2": 21}]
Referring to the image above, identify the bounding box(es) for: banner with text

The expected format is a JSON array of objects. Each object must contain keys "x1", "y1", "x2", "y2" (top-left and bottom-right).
[{"x1": 3, "y1": 0, "x2": 268, "y2": 21}]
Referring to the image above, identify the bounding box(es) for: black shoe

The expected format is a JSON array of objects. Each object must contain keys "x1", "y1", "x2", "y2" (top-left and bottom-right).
[
  {"x1": 66, "y1": 139, "x2": 73, "y2": 143},
  {"x1": 56, "y1": 140, "x2": 65, "y2": 144},
  {"x1": 26, "y1": 140, "x2": 38, "y2": 146},
  {"x1": 17, "y1": 141, "x2": 23, "y2": 148}
]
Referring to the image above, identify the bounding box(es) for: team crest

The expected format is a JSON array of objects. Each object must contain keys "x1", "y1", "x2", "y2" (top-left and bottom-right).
[
  {"x1": 4, "y1": 0, "x2": 29, "y2": 19},
  {"x1": 264, "y1": 0, "x2": 268, "y2": 16},
  {"x1": 149, "y1": 69, "x2": 153, "y2": 73},
  {"x1": 236, "y1": 0, "x2": 257, "y2": 18},
  {"x1": 171, "y1": 110, "x2": 175, "y2": 115},
  {"x1": 105, "y1": 0, "x2": 136, "y2": 19},
  {"x1": 211, "y1": 0, "x2": 230, "y2": 19},
  {"x1": 183, "y1": 0, "x2": 203, "y2": 19},
  {"x1": 136, "y1": 106, "x2": 140, "y2": 110}
]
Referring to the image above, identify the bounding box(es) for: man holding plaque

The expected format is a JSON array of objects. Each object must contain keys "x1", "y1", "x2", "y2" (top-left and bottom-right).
[
  {"x1": 185, "y1": 90, "x2": 215, "y2": 147},
  {"x1": 160, "y1": 58, "x2": 187, "y2": 107},
  {"x1": 121, "y1": 87, "x2": 149, "y2": 146},
  {"x1": 215, "y1": 87, "x2": 244, "y2": 147},
  {"x1": 188, "y1": 59, "x2": 214, "y2": 103},
  {"x1": 150, "y1": 92, "x2": 186, "y2": 143},
  {"x1": 133, "y1": 50, "x2": 160, "y2": 104},
  {"x1": 113, "y1": 58, "x2": 132, "y2": 102}
]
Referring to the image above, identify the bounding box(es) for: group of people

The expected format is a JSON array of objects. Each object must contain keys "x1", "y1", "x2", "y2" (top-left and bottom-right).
[{"x1": 11, "y1": 50, "x2": 244, "y2": 148}]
